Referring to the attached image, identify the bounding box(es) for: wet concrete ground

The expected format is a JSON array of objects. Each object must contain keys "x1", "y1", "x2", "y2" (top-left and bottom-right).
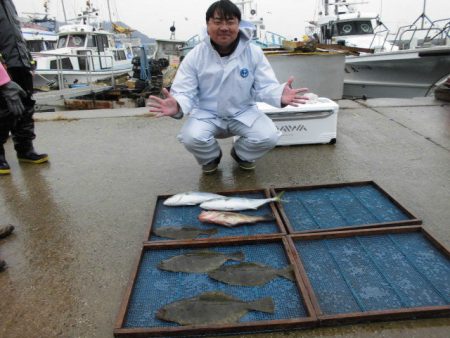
[{"x1": 0, "y1": 97, "x2": 449, "y2": 337}]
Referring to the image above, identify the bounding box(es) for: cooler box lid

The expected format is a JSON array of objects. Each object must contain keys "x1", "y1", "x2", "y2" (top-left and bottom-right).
[{"x1": 257, "y1": 97, "x2": 339, "y2": 116}]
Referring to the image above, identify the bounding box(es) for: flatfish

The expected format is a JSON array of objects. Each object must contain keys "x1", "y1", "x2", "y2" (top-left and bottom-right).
[
  {"x1": 152, "y1": 226, "x2": 218, "y2": 240},
  {"x1": 163, "y1": 191, "x2": 225, "y2": 206},
  {"x1": 199, "y1": 192, "x2": 284, "y2": 211},
  {"x1": 158, "y1": 250, "x2": 244, "y2": 273},
  {"x1": 198, "y1": 210, "x2": 274, "y2": 227},
  {"x1": 208, "y1": 262, "x2": 295, "y2": 286},
  {"x1": 156, "y1": 291, "x2": 274, "y2": 326}
]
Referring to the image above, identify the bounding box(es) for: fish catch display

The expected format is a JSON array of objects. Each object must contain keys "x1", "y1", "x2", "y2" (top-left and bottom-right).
[
  {"x1": 198, "y1": 211, "x2": 274, "y2": 227},
  {"x1": 163, "y1": 191, "x2": 225, "y2": 206},
  {"x1": 208, "y1": 262, "x2": 295, "y2": 286},
  {"x1": 199, "y1": 192, "x2": 284, "y2": 211},
  {"x1": 152, "y1": 226, "x2": 218, "y2": 240},
  {"x1": 156, "y1": 291, "x2": 274, "y2": 326},
  {"x1": 158, "y1": 250, "x2": 245, "y2": 273}
]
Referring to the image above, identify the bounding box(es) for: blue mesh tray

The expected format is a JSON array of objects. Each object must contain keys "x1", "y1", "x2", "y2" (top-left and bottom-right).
[
  {"x1": 114, "y1": 237, "x2": 316, "y2": 337},
  {"x1": 147, "y1": 189, "x2": 286, "y2": 242},
  {"x1": 290, "y1": 226, "x2": 450, "y2": 324},
  {"x1": 272, "y1": 181, "x2": 421, "y2": 233}
]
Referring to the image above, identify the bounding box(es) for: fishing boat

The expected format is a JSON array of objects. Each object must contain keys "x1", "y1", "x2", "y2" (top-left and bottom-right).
[
  {"x1": 308, "y1": 0, "x2": 450, "y2": 98},
  {"x1": 20, "y1": 0, "x2": 57, "y2": 52},
  {"x1": 22, "y1": 25, "x2": 57, "y2": 53},
  {"x1": 32, "y1": 1, "x2": 134, "y2": 89}
]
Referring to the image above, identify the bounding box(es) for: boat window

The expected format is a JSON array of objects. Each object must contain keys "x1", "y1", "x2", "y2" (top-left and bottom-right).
[
  {"x1": 45, "y1": 41, "x2": 56, "y2": 50},
  {"x1": 57, "y1": 36, "x2": 67, "y2": 48},
  {"x1": 357, "y1": 21, "x2": 374, "y2": 34},
  {"x1": 96, "y1": 35, "x2": 109, "y2": 51},
  {"x1": 67, "y1": 35, "x2": 86, "y2": 47},
  {"x1": 336, "y1": 22, "x2": 355, "y2": 35},
  {"x1": 337, "y1": 21, "x2": 374, "y2": 36},
  {"x1": 26, "y1": 41, "x2": 44, "y2": 52},
  {"x1": 87, "y1": 35, "x2": 96, "y2": 47},
  {"x1": 114, "y1": 50, "x2": 127, "y2": 61}
]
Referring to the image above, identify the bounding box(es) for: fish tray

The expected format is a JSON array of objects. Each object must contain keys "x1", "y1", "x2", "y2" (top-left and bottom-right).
[
  {"x1": 288, "y1": 226, "x2": 450, "y2": 325},
  {"x1": 271, "y1": 181, "x2": 421, "y2": 234},
  {"x1": 114, "y1": 236, "x2": 316, "y2": 337},
  {"x1": 146, "y1": 189, "x2": 286, "y2": 243}
]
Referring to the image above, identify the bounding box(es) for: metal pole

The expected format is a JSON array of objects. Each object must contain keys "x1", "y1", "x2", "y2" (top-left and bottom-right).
[
  {"x1": 421, "y1": 0, "x2": 427, "y2": 29},
  {"x1": 60, "y1": 0, "x2": 67, "y2": 23},
  {"x1": 107, "y1": 0, "x2": 113, "y2": 25}
]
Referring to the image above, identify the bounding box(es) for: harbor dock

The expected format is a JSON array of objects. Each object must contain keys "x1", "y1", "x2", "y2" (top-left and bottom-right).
[{"x1": 0, "y1": 97, "x2": 449, "y2": 337}]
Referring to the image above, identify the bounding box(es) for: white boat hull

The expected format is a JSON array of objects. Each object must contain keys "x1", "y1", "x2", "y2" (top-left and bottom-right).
[
  {"x1": 344, "y1": 46, "x2": 450, "y2": 98},
  {"x1": 33, "y1": 67, "x2": 131, "y2": 88}
]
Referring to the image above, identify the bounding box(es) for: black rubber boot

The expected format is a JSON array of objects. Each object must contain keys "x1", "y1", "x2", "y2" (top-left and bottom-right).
[
  {"x1": 17, "y1": 148, "x2": 49, "y2": 164},
  {"x1": 0, "y1": 147, "x2": 11, "y2": 175}
]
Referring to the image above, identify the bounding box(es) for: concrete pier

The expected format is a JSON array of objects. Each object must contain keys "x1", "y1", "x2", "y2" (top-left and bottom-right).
[{"x1": 0, "y1": 97, "x2": 449, "y2": 337}]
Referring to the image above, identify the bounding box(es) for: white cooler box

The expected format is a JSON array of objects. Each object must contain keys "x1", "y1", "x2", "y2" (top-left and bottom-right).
[{"x1": 258, "y1": 98, "x2": 339, "y2": 146}]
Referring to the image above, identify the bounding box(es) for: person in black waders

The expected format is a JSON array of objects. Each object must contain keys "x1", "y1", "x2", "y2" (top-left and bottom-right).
[{"x1": 0, "y1": 0, "x2": 48, "y2": 175}]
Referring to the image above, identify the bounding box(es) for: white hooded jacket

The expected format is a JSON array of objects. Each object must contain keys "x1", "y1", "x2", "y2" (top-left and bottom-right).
[{"x1": 171, "y1": 22, "x2": 285, "y2": 127}]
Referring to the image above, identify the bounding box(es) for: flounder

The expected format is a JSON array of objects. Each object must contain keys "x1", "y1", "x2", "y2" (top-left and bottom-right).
[
  {"x1": 152, "y1": 226, "x2": 218, "y2": 240},
  {"x1": 158, "y1": 250, "x2": 244, "y2": 273},
  {"x1": 156, "y1": 291, "x2": 274, "y2": 326},
  {"x1": 208, "y1": 262, "x2": 295, "y2": 286}
]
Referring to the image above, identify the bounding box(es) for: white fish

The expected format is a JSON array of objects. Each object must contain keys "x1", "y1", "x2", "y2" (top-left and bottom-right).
[
  {"x1": 198, "y1": 211, "x2": 274, "y2": 227},
  {"x1": 163, "y1": 191, "x2": 225, "y2": 206},
  {"x1": 199, "y1": 192, "x2": 284, "y2": 211}
]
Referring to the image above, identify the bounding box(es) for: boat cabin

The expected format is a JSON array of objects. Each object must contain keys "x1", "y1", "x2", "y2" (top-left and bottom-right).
[{"x1": 317, "y1": 12, "x2": 379, "y2": 45}]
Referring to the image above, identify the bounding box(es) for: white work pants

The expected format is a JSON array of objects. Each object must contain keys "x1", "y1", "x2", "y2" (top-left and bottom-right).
[{"x1": 177, "y1": 114, "x2": 281, "y2": 165}]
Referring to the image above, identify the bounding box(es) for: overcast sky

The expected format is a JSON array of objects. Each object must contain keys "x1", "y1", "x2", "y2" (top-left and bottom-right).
[{"x1": 13, "y1": 0, "x2": 450, "y2": 40}]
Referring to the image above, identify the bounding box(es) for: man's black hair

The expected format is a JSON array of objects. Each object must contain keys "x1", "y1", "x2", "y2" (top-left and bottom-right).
[{"x1": 206, "y1": 0, "x2": 241, "y2": 22}]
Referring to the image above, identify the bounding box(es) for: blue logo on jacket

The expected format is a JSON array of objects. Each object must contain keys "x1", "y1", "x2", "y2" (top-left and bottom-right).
[{"x1": 240, "y1": 68, "x2": 249, "y2": 78}]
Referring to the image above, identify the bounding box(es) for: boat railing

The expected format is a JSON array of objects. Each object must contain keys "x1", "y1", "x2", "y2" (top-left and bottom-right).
[
  {"x1": 262, "y1": 31, "x2": 286, "y2": 47},
  {"x1": 423, "y1": 18, "x2": 450, "y2": 43},
  {"x1": 32, "y1": 51, "x2": 116, "y2": 89},
  {"x1": 390, "y1": 18, "x2": 450, "y2": 50},
  {"x1": 184, "y1": 34, "x2": 201, "y2": 48},
  {"x1": 369, "y1": 26, "x2": 391, "y2": 51}
]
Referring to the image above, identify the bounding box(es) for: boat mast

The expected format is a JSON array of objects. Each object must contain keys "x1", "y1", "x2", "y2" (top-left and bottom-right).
[
  {"x1": 421, "y1": 0, "x2": 427, "y2": 29},
  {"x1": 107, "y1": 0, "x2": 113, "y2": 24},
  {"x1": 61, "y1": 0, "x2": 67, "y2": 23}
]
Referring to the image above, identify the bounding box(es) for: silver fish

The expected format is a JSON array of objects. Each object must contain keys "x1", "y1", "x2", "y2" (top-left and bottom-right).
[
  {"x1": 158, "y1": 250, "x2": 244, "y2": 273},
  {"x1": 199, "y1": 192, "x2": 284, "y2": 211},
  {"x1": 163, "y1": 191, "x2": 225, "y2": 206},
  {"x1": 156, "y1": 291, "x2": 274, "y2": 326},
  {"x1": 208, "y1": 262, "x2": 295, "y2": 286},
  {"x1": 152, "y1": 226, "x2": 218, "y2": 240},
  {"x1": 198, "y1": 210, "x2": 274, "y2": 227}
]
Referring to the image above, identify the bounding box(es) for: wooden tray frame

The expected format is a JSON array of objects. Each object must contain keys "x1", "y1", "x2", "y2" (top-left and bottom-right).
[
  {"x1": 288, "y1": 225, "x2": 450, "y2": 326},
  {"x1": 146, "y1": 188, "x2": 287, "y2": 243},
  {"x1": 270, "y1": 181, "x2": 422, "y2": 234},
  {"x1": 114, "y1": 236, "x2": 317, "y2": 337}
]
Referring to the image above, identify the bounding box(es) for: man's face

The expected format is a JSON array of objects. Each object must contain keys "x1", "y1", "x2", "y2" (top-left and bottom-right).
[{"x1": 207, "y1": 11, "x2": 239, "y2": 49}]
